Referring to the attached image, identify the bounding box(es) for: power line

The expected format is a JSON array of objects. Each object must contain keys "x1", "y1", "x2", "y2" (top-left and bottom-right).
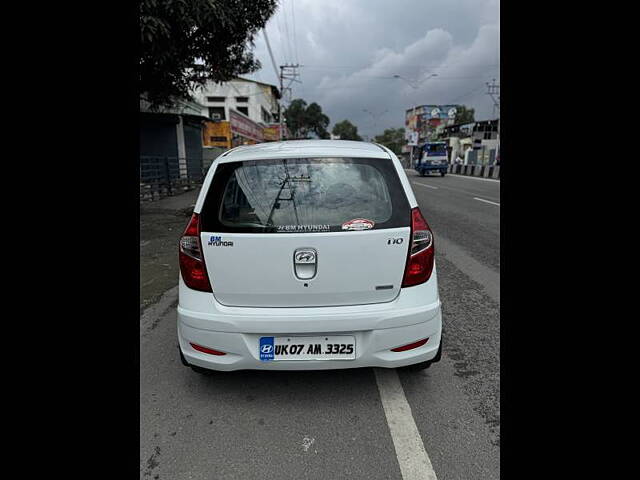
[
  {"x1": 301, "y1": 63, "x2": 500, "y2": 70},
  {"x1": 281, "y1": 0, "x2": 295, "y2": 66},
  {"x1": 276, "y1": 6, "x2": 292, "y2": 64},
  {"x1": 262, "y1": 29, "x2": 280, "y2": 82},
  {"x1": 447, "y1": 81, "x2": 492, "y2": 104},
  {"x1": 291, "y1": 0, "x2": 299, "y2": 64}
]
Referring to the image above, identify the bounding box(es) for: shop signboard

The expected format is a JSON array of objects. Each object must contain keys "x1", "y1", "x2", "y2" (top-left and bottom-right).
[{"x1": 229, "y1": 109, "x2": 264, "y2": 142}]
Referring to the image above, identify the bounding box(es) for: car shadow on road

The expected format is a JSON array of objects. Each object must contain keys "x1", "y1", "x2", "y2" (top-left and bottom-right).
[{"x1": 179, "y1": 366, "x2": 436, "y2": 402}]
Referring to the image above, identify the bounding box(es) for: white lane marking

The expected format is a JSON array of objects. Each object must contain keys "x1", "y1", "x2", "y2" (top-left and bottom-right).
[
  {"x1": 374, "y1": 368, "x2": 438, "y2": 480},
  {"x1": 140, "y1": 285, "x2": 178, "y2": 336},
  {"x1": 474, "y1": 197, "x2": 500, "y2": 206},
  {"x1": 448, "y1": 173, "x2": 500, "y2": 183},
  {"x1": 414, "y1": 182, "x2": 439, "y2": 190},
  {"x1": 412, "y1": 179, "x2": 501, "y2": 202}
]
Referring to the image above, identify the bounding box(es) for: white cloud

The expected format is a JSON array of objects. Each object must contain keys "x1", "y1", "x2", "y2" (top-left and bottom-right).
[{"x1": 247, "y1": 0, "x2": 500, "y2": 137}]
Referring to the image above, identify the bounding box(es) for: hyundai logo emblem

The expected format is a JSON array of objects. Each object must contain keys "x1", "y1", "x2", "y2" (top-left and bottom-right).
[
  {"x1": 293, "y1": 248, "x2": 318, "y2": 280},
  {"x1": 295, "y1": 252, "x2": 315, "y2": 262},
  {"x1": 261, "y1": 345, "x2": 273, "y2": 354}
]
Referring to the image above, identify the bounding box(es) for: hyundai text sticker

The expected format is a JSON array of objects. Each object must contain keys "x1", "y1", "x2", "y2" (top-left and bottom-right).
[
  {"x1": 342, "y1": 218, "x2": 375, "y2": 231},
  {"x1": 259, "y1": 337, "x2": 275, "y2": 361},
  {"x1": 276, "y1": 224, "x2": 330, "y2": 233},
  {"x1": 208, "y1": 236, "x2": 234, "y2": 247}
]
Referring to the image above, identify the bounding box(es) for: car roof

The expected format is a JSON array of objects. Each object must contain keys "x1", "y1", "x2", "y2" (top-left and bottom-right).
[{"x1": 217, "y1": 140, "x2": 391, "y2": 163}]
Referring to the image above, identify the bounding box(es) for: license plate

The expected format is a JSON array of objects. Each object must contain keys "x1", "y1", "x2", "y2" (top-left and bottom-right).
[{"x1": 259, "y1": 336, "x2": 356, "y2": 361}]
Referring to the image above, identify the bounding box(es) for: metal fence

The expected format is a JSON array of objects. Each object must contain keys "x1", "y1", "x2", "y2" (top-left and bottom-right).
[{"x1": 140, "y1": 156, "x2": 204, "y2": 202}]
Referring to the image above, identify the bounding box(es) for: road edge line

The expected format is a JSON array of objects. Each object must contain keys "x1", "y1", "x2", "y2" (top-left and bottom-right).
[
  {"x1": 374, "y1": 368, "x2": 438, "y2": 480},
  {"x1": 140, "y1": 285, "x2": 179, "y2": 335},
  {"x1": 473, "y1": 197, "x2": 500, "y2": 206}
]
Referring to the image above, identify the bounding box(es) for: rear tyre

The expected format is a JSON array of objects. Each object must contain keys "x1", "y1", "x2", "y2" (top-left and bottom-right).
[
  {"x1": 179, "y1": 346, "x2": 190, "y2": 367},
  {"x1": 401, "y1": 337, "x2": 442, "y2": 371},
  {"x1": 190, "y1": 365, "x2": 216, "y2": 376},
  {"x1": 440, "y1": 171, "x2": 446, "y2": 177},
  {"x1": 420, "y1": 171, "x2": 426, "y2": 177},
  {"x1": 179, "y1": 346, "x2": 216, "y2": 376},
  {"x1": 402, "y1": 360, "x2": 432, "y2": 371}
]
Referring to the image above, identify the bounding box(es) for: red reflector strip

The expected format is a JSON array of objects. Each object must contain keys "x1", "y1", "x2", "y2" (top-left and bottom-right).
[
  {"x1": 190, "y1": 343, "x2": 226, "y2": 356},
  {"x1": 390, "y1": 338, "x2": 429, "y2": 352}
]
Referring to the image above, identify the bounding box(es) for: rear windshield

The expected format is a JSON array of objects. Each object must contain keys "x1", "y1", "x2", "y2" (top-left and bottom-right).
[
  {"x1": 201, "y1": 157, "x2": 410, "y2": 233},
  {"x1": 424, "y1": 144, "x2": 447, "y2": 155}
]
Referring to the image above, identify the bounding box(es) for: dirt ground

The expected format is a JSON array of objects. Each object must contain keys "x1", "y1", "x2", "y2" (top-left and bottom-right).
[{"x1": 140, "y1": 188, "x2": 201, "y2": 312}]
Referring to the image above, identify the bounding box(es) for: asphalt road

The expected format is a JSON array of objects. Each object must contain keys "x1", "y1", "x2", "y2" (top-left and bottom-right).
[{"x1": 140, "y1": 170, "x2": 500, "y2": 480}]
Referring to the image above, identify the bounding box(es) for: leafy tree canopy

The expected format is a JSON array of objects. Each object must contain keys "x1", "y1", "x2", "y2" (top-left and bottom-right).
[
  {"x1": 454, "y1": 105, "x2": 475, "y2": 124},
  {"x1": 373, "y1": 128, "x2": 406, "y2": 155},
  {"x1": 140, "y1": 0, "x2": 278, "y2": 109},
  {"x1": 284, "y1": 99, "x2": 330, "y2": 139},
  {"x1": 331, "y1": 120, "x2": 362, "y2": 141}
]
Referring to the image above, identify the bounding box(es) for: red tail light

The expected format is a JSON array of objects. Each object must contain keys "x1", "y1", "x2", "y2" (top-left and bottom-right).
[
  {"x1": 391, "y1": 338, "x2": 429, "y2": 352},
  {"x1": 179, "y1": 213, "x2": 212, "y2": 292},
  {"x1": 402, "y1": 207, "x2": 435, "y2": 287},
  {"x1": 190, "y1": 343, "x2": 226, "y2": 356}
]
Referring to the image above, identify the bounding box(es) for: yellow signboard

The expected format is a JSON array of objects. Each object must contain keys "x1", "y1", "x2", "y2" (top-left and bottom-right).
[
  {"x1": 263, "y1": 126, "x2": 280, "y2": 141},
  {"x1": 203, "y1": 121, "x2": 231, "y2": 148}
]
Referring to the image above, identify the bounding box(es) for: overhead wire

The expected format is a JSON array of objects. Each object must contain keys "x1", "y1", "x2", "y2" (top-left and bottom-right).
[
  {"x1": 291, "y1": 0, "x2": 299, "y2": 64},
  {"x1": 281, "y1": 0, "x2": 295, "y2": 66}
]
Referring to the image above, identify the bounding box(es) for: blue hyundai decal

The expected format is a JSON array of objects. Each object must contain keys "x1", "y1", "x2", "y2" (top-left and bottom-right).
[{"x1": 260, "y1": 337, "x2": 275, "y2": 361}]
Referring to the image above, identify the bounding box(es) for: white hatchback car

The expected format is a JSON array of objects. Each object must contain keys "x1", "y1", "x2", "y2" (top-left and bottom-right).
[{"x1": 177, "y1": 140, "x2": 442, "y2": 373}]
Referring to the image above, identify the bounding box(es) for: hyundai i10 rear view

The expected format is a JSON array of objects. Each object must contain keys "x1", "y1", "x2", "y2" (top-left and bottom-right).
[{"x1": 177, "y1": 140, "x2": 442, "y2": 372}]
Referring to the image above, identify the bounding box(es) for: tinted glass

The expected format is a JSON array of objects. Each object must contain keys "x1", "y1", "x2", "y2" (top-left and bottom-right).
[
  {"x1": 425, "y1": 144, "x2": 447, "y2": 155},
  {"x1": 201, "y1": 157, "x2": 410, "y2": 233}
]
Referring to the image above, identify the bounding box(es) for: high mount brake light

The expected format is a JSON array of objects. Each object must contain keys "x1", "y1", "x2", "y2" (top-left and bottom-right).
[
  {"x1": 179, "y1": 213, "x2": 212, "y2": 292},
  {"x1": 401, "y1": 207, "x2": 435, "y2": 287}
]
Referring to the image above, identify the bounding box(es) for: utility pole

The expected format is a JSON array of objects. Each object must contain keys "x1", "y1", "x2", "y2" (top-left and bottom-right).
[
  {"x1": 486, "y1": 79, "x2": 501, "y2": 164},
  {"x1": 409, "y1": 105, "x2": 417, "y2": 167},
  {"x1": 486, "y1": 79, "x2": 500, "y2": 118},
  {"x1": 279, "y1": 64, "x2": 301, "y2": 140}
]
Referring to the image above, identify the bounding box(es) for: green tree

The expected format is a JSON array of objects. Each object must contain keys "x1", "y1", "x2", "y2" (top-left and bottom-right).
[
  {"x1": 331, "y1": 120, "x2": 362, "y2": 141},
  {"x1": 283, "y1": 99, "x2": 330, "y2": 139},
  {"x1": 454, "y1": 105, "x2": 475, "y2": 124},
  {"x1": 140, "y1": 0, "x2": 278, "y2": 109},
  {"x1": 373, "y1": 128, "x2": 406, "y2": 155}
]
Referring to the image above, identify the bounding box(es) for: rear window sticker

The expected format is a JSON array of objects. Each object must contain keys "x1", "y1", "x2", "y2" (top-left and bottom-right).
[
  {"x1": 342, "y1": 218, "x2": 375, "y2": 231},
  {"x1": 208, "y1": 235, "x2": 234, "y2": 246},
  {"x1": 276, "y1": 224, "x2": 330, "y2": 233}
]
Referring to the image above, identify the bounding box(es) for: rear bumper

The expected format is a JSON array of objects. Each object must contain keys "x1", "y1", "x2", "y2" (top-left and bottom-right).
[
  {"x1": 177, "y1": 273, "x2": 442, "y2": 371},
  {"x1": 178, "y1": 310, "x2": 442, "y2": 371},
  {"x1": 416, "y1": 165, "x2": 447, "y2": 173}
]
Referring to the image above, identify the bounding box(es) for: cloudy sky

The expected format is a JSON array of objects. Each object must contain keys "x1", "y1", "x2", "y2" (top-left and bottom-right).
[{"x1": 245, "y1": 0, "x2": 500, "y2": 139}]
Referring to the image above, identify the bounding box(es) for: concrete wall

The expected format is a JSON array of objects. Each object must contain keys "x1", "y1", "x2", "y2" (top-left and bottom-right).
[{"x1": 448, "y1": 163, "x2": 500, "y2": 179}]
